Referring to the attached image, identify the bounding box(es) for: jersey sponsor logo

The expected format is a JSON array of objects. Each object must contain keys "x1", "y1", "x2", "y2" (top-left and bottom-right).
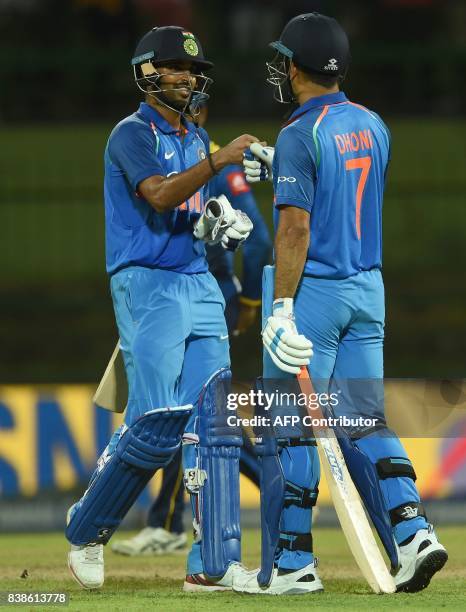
[
  {"x1": 323, "y1": 58, "x2": 339, "y2": 71},
  {"x1": 277, "y1": 176, "x2": 296, "y2": 183},
  {"x1": 164, "y1": 151, "x2": 175, "y2": 159},
  {"x1": 334, "y1": 129, "x2": 374, "y2": 155},
  {"x1": 198, "y1": 147, "x2": 206, "y2": 161},
  {"x1": 226, "y1": 171, "x2": 250, "y2": 195}
]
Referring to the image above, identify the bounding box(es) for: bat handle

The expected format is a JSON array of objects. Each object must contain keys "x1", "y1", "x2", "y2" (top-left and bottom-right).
[{"x1": 297, "y1": 365, "x2": 310, "y2": 380}]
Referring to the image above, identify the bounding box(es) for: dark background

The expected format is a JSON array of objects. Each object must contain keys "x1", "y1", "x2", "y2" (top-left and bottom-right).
[{"x1": 1, "y1": 0, "x2": 465, "y2": 383}]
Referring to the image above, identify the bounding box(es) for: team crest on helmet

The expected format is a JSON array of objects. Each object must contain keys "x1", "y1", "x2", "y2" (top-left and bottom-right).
[{"x1": 184, "y1": 38, "x2": 199, "y2": 56}]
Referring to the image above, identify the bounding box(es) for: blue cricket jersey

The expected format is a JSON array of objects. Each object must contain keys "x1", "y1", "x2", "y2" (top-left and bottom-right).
[
  {"x1": 206, "y1": 161, "x2": 271, "y2": 302},
  {"x1": 272, "y1": 91, "x2": 391, "y2": 279},
  {"x1": 104, "y1": 102, "x2": 210, "y2": 275}
]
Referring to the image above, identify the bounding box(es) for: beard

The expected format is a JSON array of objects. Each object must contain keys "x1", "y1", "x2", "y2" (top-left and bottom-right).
[
  {"x1": 156, "y1": 88, "x2": 190, "y2": 111},
  {"x1": 156, "y1": 75, "x2": 193, "y2": 110}
]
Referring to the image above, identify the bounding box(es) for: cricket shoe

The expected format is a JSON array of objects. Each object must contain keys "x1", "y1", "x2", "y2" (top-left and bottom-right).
[
  {"x1": 394, "y1": 525, "x2": 448, "y2": 593},
  {"x1": 68, "y1": 543, "x2": 104, "y2": 589},
  {"x1": 183, "y1": 562, "x2": 252, "y2": 593},
  {"x1": 233, "y1": 559, "x2": 324, "y2": 595},
  {"x1": 66, "y1": 503, "x2": 104, "y2": 589},
  {"x1": 111, "y1": 527, "x2": 187, "y2": 556}
]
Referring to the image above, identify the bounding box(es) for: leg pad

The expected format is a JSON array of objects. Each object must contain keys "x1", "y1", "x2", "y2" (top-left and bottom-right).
[{"x1": 66, "y1": 406, "x2": 191, "y2": 545}]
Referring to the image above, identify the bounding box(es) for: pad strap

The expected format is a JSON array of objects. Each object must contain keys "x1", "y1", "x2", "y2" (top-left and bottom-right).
[
  {"x1": 287, "y1": 438, "x2": 317, "y2": 447},
  {"x1": 376, "y1": 457, "x2": 417, "y2": 481},
  {"x1": 279, "y1": 531, "x2": 313, "y2": 552},
  {"x1": 283, "y1": 481, "x2": 318, "y2": 509},
  {"x1": 389, "y1": 502, "x2": 427, "y2": 526}
]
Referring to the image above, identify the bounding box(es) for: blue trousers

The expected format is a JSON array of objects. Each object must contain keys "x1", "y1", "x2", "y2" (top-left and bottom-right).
[{"x1": 110, "y1": 267, "x2": 230, "y2": 425}]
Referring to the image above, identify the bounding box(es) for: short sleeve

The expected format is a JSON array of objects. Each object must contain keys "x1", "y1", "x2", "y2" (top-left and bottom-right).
[
  {"x1": 107, "y1": 122, "x2": 164, "y2": 191},
  {"x1": 273, "y1": 126, "x2": 317, "y2": 212},
  {"x1": 371, "y1": 111, "x2": 391, "y2": 182}
]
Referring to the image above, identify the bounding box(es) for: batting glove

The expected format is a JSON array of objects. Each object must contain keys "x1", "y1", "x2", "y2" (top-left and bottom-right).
[
  {"x1": 262, "y1": 298, "x2": 313, "y2": 374},
  {"x1": 193, "y1": 194, "x2": 253, "y2": 252},
  {"x1": 243, "y1": 143, "x2": 275, "y2": 183}
]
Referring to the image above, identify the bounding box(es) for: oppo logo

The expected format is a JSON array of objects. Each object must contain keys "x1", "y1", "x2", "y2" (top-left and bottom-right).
[{"x1": 277, "y1": 176, "x2": 296, "y2": 183}]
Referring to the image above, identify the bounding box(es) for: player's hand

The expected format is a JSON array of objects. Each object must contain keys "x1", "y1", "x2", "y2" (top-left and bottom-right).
[
  {"x1": 262, "y1": 298, "x2": 313, "y2": 374},
  {"x1": 212, "y1": 134, "x2": 259, "y2": 168},
  {"x1": 233, "y1": 300, "x2": 260, "y2": 336},
  {"x1": 221, "y1": 209, "x2": 253, "y2": 251},
  {"x1": 193, "y1": 194, "x2": 253, "y2": 251},
  {"x1": 243, "y1": 143, "x2": 275, "y2": 183}
]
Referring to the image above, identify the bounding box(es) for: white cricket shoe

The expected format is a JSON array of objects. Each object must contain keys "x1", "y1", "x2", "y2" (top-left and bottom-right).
[
  {"x1": 183, "y1": 562, "x2": 252, "y2": 593},
  {"x1": 233, "y1": 559, "x2": 324, "y2": 595},
  {"x1": 68, "y1": 544, "x2": 104, "y2": 589},
  {"x1": 394, "y1": 525, "x2": 448, "y2": 593},
  {"x1": 111, "y1": 527, "x2": 187, "y2": 556}
]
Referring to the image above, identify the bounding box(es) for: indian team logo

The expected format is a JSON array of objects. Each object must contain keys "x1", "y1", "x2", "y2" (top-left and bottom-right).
[
  {"x1": 184, "y1": 38, "x2": 199, "y2": 57},
  {"x1": 198, "y1": 148, "x2": 206, "y2": 160}
]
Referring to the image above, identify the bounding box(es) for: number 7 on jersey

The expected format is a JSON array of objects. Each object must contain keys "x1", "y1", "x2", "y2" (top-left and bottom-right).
[{"x1": 345, "y1": 156, "x2": 372, "y2": 240}]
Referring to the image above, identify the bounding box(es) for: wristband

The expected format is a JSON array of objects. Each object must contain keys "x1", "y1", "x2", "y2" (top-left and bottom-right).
[
  {"x1": 272, "y1": 297, "x2": 294, "y2": 318},
  {"x1": 207, "y1": 152, "x2": 218, "y2": 176}
]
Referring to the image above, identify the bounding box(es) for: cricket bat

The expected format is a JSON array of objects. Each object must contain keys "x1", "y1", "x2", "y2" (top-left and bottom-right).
[
  {"x1": 297, "y1": 367, "x2": 396, "y2": 594},
  {"x1": 93, "y1": 341, "x2": 128, "y2": 413}
]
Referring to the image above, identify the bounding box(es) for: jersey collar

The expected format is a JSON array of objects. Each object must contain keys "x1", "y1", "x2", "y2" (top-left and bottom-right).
[
  {"x1": 138, "y1": 102, "x2": 195, "y2": 135},
  {"x1": 286, "y1": 91, "x2": 348, "y2": 124}
]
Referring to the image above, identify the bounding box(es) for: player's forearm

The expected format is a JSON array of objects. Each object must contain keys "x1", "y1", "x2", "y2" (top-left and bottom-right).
[
  {"x1": 140, "y1": 138, "x2": 256, "y2": 214},
  {"x1": 274, "y1": 222, "x2": 309, "y2": 300},
  {"x1": 140, "y1": 158, "x2": 216, "y2": 213}
]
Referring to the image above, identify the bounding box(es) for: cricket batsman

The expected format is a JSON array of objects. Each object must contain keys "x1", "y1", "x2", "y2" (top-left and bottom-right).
[
  {"x1": 111, "y1": 106, "x2": 270, "y2": 561},
  {"x1": 65, "y1": 25, "x2": 259, "y2": 590},
  {"x1": 238, "y1": 12, "x2": 448, "y2": 595}
]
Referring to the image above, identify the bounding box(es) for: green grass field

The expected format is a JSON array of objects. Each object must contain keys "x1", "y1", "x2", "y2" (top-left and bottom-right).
[{"x1": 1, "y1": 527, "x2": 465, "y2": 611}]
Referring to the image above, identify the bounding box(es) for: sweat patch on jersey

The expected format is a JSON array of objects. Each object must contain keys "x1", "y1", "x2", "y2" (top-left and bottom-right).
[{"x1": 226, "y1": 171, "x2": 250, "y2": 196}]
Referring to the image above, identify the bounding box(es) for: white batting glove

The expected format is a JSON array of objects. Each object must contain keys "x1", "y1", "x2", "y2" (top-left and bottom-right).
[
  {"x1": 262, "y1": 298, "x2": 313, "y2": 374},
  {"x1": 193, "y1": 194, "x2": 253, "y2": 251},
  {"x1": 243, "y1": 143, "x2": 275, "y2": 183},
  {"x1": 220, "y1": 209, "x2": 253, "y2": 251}
]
